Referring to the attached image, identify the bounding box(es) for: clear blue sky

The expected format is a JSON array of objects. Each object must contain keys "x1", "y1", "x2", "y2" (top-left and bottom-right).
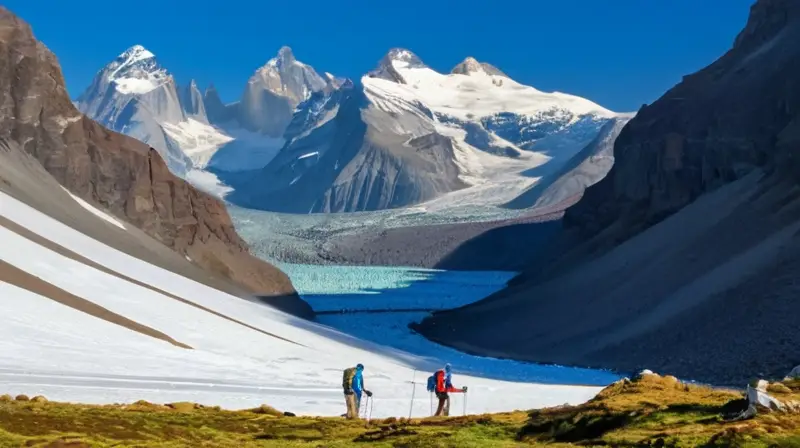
[{"x1": 8, "y1": 0, "x2": 753, "y2": 111}]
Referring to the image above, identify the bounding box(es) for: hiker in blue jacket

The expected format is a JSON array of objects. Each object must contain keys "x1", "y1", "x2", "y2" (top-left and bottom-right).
[{"x1": 343, "y1": 363, "x2": 372, "y2": 419}]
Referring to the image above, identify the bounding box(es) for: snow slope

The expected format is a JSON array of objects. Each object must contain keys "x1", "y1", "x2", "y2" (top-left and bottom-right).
[
  {"x1": 0, "y1": 191, "x2": 613, "y2": 415},
  {"x1": 364, "y1": 49, "x2": 620, "y2": 158},
  {"x1": 369, "y1": 55, "x2": 615, "y2": 123}
]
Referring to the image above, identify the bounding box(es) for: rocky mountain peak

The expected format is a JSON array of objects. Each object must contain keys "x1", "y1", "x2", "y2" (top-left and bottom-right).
[
  {"x1": 179, "y1": 79, "x2": 207, "y2": 123},
  {"x1": 277, "y1": 45, "x2": 295, "y2": 63},
  {"x1": 452, "y1": 56, "x2": 481, "y2": 73},
  {"x1": 367, "y1": 48, "x2": 426, "y2": 84},
  {"x1": 383, "y1": 48, "x2": 426, "y2": 68},
  {"x1": 263, "y1": 45, "x2": 300, "y2": 72},
  {"x1": 240, "y1": 46, "x2": 328, "y2": 136},
  {"x1": 450, "y1": 56, "x2": 508, "y2": 77}
]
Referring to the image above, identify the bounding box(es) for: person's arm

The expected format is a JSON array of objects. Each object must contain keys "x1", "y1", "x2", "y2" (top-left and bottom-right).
[
  {"x1": 445, "y1": 374, "x2": 462, "y2": 393},
  {"x1": 361, "y1": 374, "x2": 372, "y2": 396}
]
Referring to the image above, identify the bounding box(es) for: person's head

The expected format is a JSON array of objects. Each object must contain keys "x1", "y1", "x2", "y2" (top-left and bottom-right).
[
  {"x1": 444, "y1": 363, "x2": 452, "y2": 373},
  {"x1": 356, "y1": 363, "x2": 364, "y2": 371}
]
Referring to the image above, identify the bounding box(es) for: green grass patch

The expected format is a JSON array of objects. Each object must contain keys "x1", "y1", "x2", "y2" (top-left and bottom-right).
[{"x1": 2, "y1": 375, "x2": 800, "y2": 447}]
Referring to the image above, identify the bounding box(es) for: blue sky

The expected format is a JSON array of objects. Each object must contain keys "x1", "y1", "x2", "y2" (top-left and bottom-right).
[{"x1": 8, "y1": 0, "x2": 753, "y2": 111}]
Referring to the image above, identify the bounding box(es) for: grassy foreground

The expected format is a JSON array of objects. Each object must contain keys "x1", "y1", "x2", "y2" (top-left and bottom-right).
[{"x1": 1, "y1": 375, "x2": 800, "y2": 447}]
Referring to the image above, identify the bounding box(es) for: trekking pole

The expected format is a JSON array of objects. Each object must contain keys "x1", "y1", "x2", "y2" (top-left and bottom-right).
[
  {"x1": 429, "y1": 392, "x2": 433, "y2": 416},
  {"x1": 408, "y1": 369, "x2": 417, "y2": 420},
  {"x1": 463, "y1": 389, "x2": 468, "y2": 416},
  {"x1": 368, "y1": 396, "x2": 374, "y2": 424}
]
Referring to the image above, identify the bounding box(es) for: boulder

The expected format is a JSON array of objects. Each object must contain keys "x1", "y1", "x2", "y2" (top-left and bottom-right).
[{"x1": 747, "y1": 383, "x2": 785, "y2": 412}]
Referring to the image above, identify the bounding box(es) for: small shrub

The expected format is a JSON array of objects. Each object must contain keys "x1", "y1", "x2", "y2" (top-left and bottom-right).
[
  {"x1": 0, "y1": 394, "x2": 12, "y2": 402},
  {"x1": 15, "y1": 394, "x2": 29, "y2": 402},
  {"x1": 248, "y1": 404, "x2": 283, "y2": 417},
  {"x1": 768, "y1": 383, "x2": 793, "y2": 394},
  {"x1": 31, "y1": 395, "x2": 48, "y2": 403},
  {"x1": 166, "y1": 402, "x2": 197, "y2": 412}
]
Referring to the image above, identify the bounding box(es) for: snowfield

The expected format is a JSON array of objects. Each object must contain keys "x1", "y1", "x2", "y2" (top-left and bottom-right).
[
  {"x1": 365, "y1": 59, "x2": 616, "y2": 123},
  {"x1": 0, "y1": 191, "x2": 617, "y2": 416}
]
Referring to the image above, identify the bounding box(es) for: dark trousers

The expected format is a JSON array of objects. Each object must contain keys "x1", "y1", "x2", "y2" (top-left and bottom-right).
[{"x1": 434, "y1": 392, "x2": 450, "y2": 416}]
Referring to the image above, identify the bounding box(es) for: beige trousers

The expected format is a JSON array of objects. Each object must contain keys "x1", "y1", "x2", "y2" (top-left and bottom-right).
[{"x1": 345, "y1": 393, "x2": 359, "y2": 419}]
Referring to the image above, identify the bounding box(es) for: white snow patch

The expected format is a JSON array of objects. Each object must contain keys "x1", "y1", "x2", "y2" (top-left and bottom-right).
[
  {"x1": 297, "y1": 151, "x2": 319, "y2": 160},
  {"x1": 113, "y1": 77, "x2": 161, "y2": 95},
  {"x1": 161, "y1": 118, "x2": 234, "y2": 168},
  {"x1": 53, "y1": 114, "x2": 83, "y2": 130},
  {"x1": 123, "y1": 45, "x2": 155, "y2": 64},
  {"x1": 0, "y1": 191, "x2": 614, "y2": 415},
  {"x1": 61, "y1": 188, "x2": 125, "y2": 229},
  {"x1": 201, "y1": 124, "x2": 285, "y2": 172},
  {"x1": 185, "y1": 169, "x2": 234, "y2": 198},
  {"x1": 364, "y1": 63, "x2": 617, "y2": 123}
]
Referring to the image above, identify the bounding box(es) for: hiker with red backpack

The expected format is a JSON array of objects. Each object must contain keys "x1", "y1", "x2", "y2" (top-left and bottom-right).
[
  {"x1": 342, "y1": 363, "x2": 372, "y2": 419},
  {"x1": 427, "y1": 363, "x2": 467, "y2": 416}
]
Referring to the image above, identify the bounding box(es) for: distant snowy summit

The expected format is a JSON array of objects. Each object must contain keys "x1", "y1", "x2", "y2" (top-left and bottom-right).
[
  {"x1": 77, "y1": 45, "x2": 332, "y2": 190},
  {"x1": 223, "y1": 48, "x2": 629, "y2": 213},
  {"x1": 367, "y1": 48, "x2": 618, "y2": 153},
  {"x1": 76, "y1": 45, "x2": 194, "y2": 175},
  {"x1": 77, "y1": 44, "x2": 630, "y2": 213}
]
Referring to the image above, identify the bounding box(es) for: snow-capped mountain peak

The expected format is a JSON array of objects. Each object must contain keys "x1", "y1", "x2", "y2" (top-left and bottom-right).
[
  {"x1": 117, "y1": 44, "x2": 155, "y2": 64},
  {"x1": 368, "y1": 48, "x2": 428, "y2": 84},
  {"x1": 384, "y1": 48, "x2": 426, "y2": 68},
  {"x1": 76, "y1": 44, "x2": 193, "y2": 175},
  {"x1": 104, "y1": 44, "x2": 168, "y2": 95},
  {"x1": 451, "y1": 56, "x2": 508, "y2": 78}
]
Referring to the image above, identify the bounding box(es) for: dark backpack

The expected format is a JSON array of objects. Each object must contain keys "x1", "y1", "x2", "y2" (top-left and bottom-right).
[
  {"x1": 426, "y1": 370, "x2": 443, "y2": 392},
  {"x1": 342, "y1": 367, "x2": 356, "y2": 391}
]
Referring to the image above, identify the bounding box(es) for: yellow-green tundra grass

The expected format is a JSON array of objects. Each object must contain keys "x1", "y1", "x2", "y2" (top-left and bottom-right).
[{"x1": 1, "y1": 375, "x2": 799, "y2": 447}]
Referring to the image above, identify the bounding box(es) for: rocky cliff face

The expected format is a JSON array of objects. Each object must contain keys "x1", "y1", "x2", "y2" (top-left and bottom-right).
[
  {"x1": 0, "y1": 7, "x2": 297, "y2": 299},
  {"x1": 563, "y1": 0, "x2": 800, "y2": 251},
  {"x1": 414, "y1": 0, "x2": 800, "y2": 384},
  {"x1": 226, "y1": 79, "x2": 469, "y2": 213},
  {"x1": 237, "y1": 46, "x2": 330, "y2": 137},
  {"x1": 179, "y1": 79, "x2": 209, "y2": 123}
]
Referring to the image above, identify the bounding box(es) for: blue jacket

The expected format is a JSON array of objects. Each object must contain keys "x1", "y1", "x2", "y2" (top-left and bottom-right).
[{"x1": 352, "y1": 370, "x2": 364, "y2": 396}]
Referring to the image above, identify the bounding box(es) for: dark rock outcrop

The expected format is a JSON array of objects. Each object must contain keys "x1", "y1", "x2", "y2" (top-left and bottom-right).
[
  {"x1": 564, "y1": 0, "x2": 800, "y2": 252},
  {"x1": 0, "y1": 7, "x2": 305, "y2": 309}
]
